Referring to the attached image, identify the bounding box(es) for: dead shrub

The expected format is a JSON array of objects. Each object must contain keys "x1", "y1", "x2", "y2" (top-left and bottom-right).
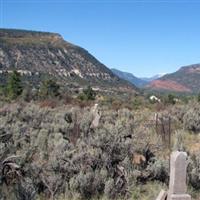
[{"x1": 39, "y1": 99, "x2": 58, "y2": 109}]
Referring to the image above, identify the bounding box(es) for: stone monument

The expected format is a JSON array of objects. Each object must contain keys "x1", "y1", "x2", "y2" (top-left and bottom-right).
[
  {"x1": 156, "y1": 151, "x2": 191, "y2": 200},
  {"x1": 167, "y1": 151, "x2": 191, "y2": 200}
]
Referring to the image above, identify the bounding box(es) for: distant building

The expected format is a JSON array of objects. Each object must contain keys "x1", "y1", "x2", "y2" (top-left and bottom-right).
[{"x1": 149, "y1": 95, "x2": 161, "y2": 102}]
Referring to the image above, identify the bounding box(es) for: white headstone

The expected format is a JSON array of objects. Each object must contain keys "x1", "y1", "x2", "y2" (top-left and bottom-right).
[{"x1": 167, "y1": 151, "x2": 191, "y2": 200}]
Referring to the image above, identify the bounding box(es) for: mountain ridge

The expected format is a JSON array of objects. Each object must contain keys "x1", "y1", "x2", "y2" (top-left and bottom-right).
[
  {"x1": 111, "y1": 68, "x2": 165, "y2": 88},
  {"x1": 141, "y1": 74, "x2": 166, "y2": 82},
  {"x1": 111, "y1": 68, "x2": 148, "y2": 87},
  {"x1": 0, "y1": 28, "x2": 137, "y2": 92},
  {"x1": 147, "y1": 64, "x2": 200, "y2": 93}
]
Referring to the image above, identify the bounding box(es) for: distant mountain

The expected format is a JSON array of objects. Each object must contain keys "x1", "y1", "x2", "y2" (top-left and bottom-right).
[
  {"x1": 147, "y1": 64, "x2": 200, "y2": 93},
  {"x1": 0, "y1": 28, "x2": 136, "y2": 92},
  {"x1": 111, "y1": 68, "x2": 148, "y2": 87},
  {"x1": 141, "y1": 74, "x2": 166, "y2": 82}
]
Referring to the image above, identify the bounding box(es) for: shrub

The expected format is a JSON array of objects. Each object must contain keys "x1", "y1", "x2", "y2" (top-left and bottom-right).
[
  {"x1": 146, "y1": 158, "x2": 169, "y2": 183},
  {"x1": 132, "y1": 97, "x2": 142, "y2": 110},
  {"x1": 0, "y1": 85, "x2": 6, "y2": 100},
  {"x1": 170, "y1": 105, "x2": 187, "y2": 123},
  {"x1": 173, "y1": 130, "x2": 185, "y2": 151},
  {"x1": 21, "y1": 85, "x2": 35, "y2": 102},
  {"x1": 69, "y1": 170, "x2": 104, "y2": 199},
  {"x1": 78, "y1": 86, "x2": 96, "y2": 101},
  {"x1": 183, "y1": 104, "x2": 200, "y2": 133},
  {"x1": 39, "y1": 99, "x2": 58, "y2": 108},
  {"x1": 104, "y1": 178, "x2": 115, "y2": 199},
  {"x1": 188, "y1": 154, "x2": 200, "y2": 190},
  {"x1": 131, "y1": 181, "x2": 167, "y2": 200},
  {"x1": 197, "y1": 93, "x2": 200, "y2": 102},
  {"x1": 15, "y1": 178, "x2": 37, "y2": 200},
  {"x1": 167, "y1": 94, "x2": 176, "y2": 105},
  {"x1": 163, "y1": 94, "x2": 176, "y2": 105},
  {"x1": 39, "y1": 79, "x2": 60, "y2": 98}
]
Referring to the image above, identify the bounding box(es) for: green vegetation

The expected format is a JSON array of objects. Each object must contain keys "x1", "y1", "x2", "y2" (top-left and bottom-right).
[
  {"x1": 78, "y1": 86, "x2": 96, "y2": 101},
  {"x1": 7, "y1": 70, "x2": 23, "y2": 99},
  {"x1": 0, "y1": 94, "x2": 199, "y2": 199},
  {"x1": 132, "y1": 96, "x2": 143, "y2": 109},
  {"x1": 0, "y1": 70, "x2": 200, "y2": 199},
  {"x1": 197, "y1": 93, "x2": 200, "y2": 102},
  {"x1": 166, "y1": 94, "x2": 176, "y2": 105},
  {"x1": 39, "y1": 79, "x2": 60, "y2": 98},
  {"x1": 183, "y1": 103, "x2": 200, "y2": 133}
]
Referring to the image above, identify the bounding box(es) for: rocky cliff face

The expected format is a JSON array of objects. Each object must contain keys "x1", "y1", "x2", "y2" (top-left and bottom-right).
[{"x1": 0, "y1": 28, "x2": 135, "y2": 91}]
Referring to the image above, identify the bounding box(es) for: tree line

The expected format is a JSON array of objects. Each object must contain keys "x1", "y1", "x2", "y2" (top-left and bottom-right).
[{"x1": 0, "y1": 70, "x2": 96, "y2": 101}]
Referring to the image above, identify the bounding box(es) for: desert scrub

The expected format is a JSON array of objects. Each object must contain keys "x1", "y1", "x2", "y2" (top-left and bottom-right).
[
  {"x1": 131, "y1": 181, "x2": 167, "y2": 200},
  {"x1": 188, "y1": 153, "x2": 200, "y2": 190},
  {"x1": 0, "y1": 102, "x2": 136, "y2": 199},
  {"x1": 146, "y1": 158, "x2": 169, "y2": 183},
  {"x1": 183, "y1": 103, "x2": 200, "y2": 133},
  {"x1": 169, "y1": 104, "x2": 188, "y2": 124},
  {"x1": 3, "y1": 101, "x2": 198, "y2": 199},
  {"x1": 172, "y1": 130, "x2": 186, "y2": 151}
]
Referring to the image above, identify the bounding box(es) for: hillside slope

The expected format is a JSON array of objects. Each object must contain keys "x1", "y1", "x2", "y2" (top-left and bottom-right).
[
  {"x1": 147, "y1": 64, "x2": 200, "y2": 93},
  {"x1": 111, "y1": 68, "x2": 148, "y2": 87},
  {"x1": 0, "y1": 28, "x2": 136, "y2": 91}
]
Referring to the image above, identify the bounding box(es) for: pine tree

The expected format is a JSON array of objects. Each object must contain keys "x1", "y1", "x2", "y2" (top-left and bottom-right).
[
  {"x1": 39, "y1": 79, "x2": 60, "y2": 98},
  {"x1": 7, "y1": 70, "x2": 23, "y2": 99}
]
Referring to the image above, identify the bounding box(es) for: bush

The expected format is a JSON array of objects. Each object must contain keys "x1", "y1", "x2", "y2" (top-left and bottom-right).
[
  {"x1": 39, "y1": 99, "x2": 58, "y2": 108},
  {"x1": 21, "y1": 85, "x2": 36, "y2": 102},
  {"x1": 131, "y1": 181, "x2": 167, "y2": 200},
  {"x1": 146, "y1": 158, "x2": 169, "y2": 183},
  {"x1": 104, "y1": 178, "x2": 115, "y2": 199},
  {"x1": 132, "y1": 97, "x2": 142, "y2": 110},
  {"x1": 39, "y1": 79, "x2": 60, "y2": 98},
  {"x1": 78, "y1": 86, "x2": 96, "y2": 101},
  {"x1": 188, "y1": 154, "x2": 200, "y2": 190},
  {"x1": 0, "y1": 85, "x2": 6, "y2": 99},
  {"x1": 162, "y1": 94, "x2": 176, "y2": 105},
  {"x1": 183, "y1": 104, "x2": 200, "y2": 133},
  {"x1": 170, "y1": 105, "x2": 187, "y2": 123},
  {"x1": 173, "y1": 130, "x2": 185, "y2": 151},
  {"x1": 197, "y1": 93, "x2": 200, "y2": 102}
]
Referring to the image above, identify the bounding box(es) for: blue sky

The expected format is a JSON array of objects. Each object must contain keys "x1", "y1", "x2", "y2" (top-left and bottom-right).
[{"x1": 1, "y1": 0, "x2": 200, "y2": 77}]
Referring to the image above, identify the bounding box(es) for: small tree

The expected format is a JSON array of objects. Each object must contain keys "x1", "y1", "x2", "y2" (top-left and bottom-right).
[
  {"x1": 0, "y1": 85, "x2": 6, "y2": 99},
  {"x1": 165, "y1": 94, "x2": 176, "y2": 105},
  {"x1": 197, "y1": 93, "x2": 200, "y2": 102},
  {"x1": 7, "y1": 70, "x2": 23, "y2": 99},
  {"x1": 78, "y1": 86, "x2": 96, "y2": 101},
  {"x1": 39, "y1": 79, "x2": 60, "y2": 98},
  {"x1": 132, "y1": 97, "x2": 142, "y2": 109},
  {"x1": 21, "y1": 84, "x2": 34, "y2": 102}
]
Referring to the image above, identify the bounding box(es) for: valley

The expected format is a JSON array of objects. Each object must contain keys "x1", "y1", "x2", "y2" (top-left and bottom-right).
[{"x1": 0, "y1": 28, "x2": 200, "y2": 200}]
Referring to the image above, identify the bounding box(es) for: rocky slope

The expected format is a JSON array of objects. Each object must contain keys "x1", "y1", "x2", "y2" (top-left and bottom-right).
[
  {"x1": 0, "y1": 28, "x2": 136, "y2": 91},
  {"x1": 147, "y1": 64, "x2": 200, "y2": 93}
]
